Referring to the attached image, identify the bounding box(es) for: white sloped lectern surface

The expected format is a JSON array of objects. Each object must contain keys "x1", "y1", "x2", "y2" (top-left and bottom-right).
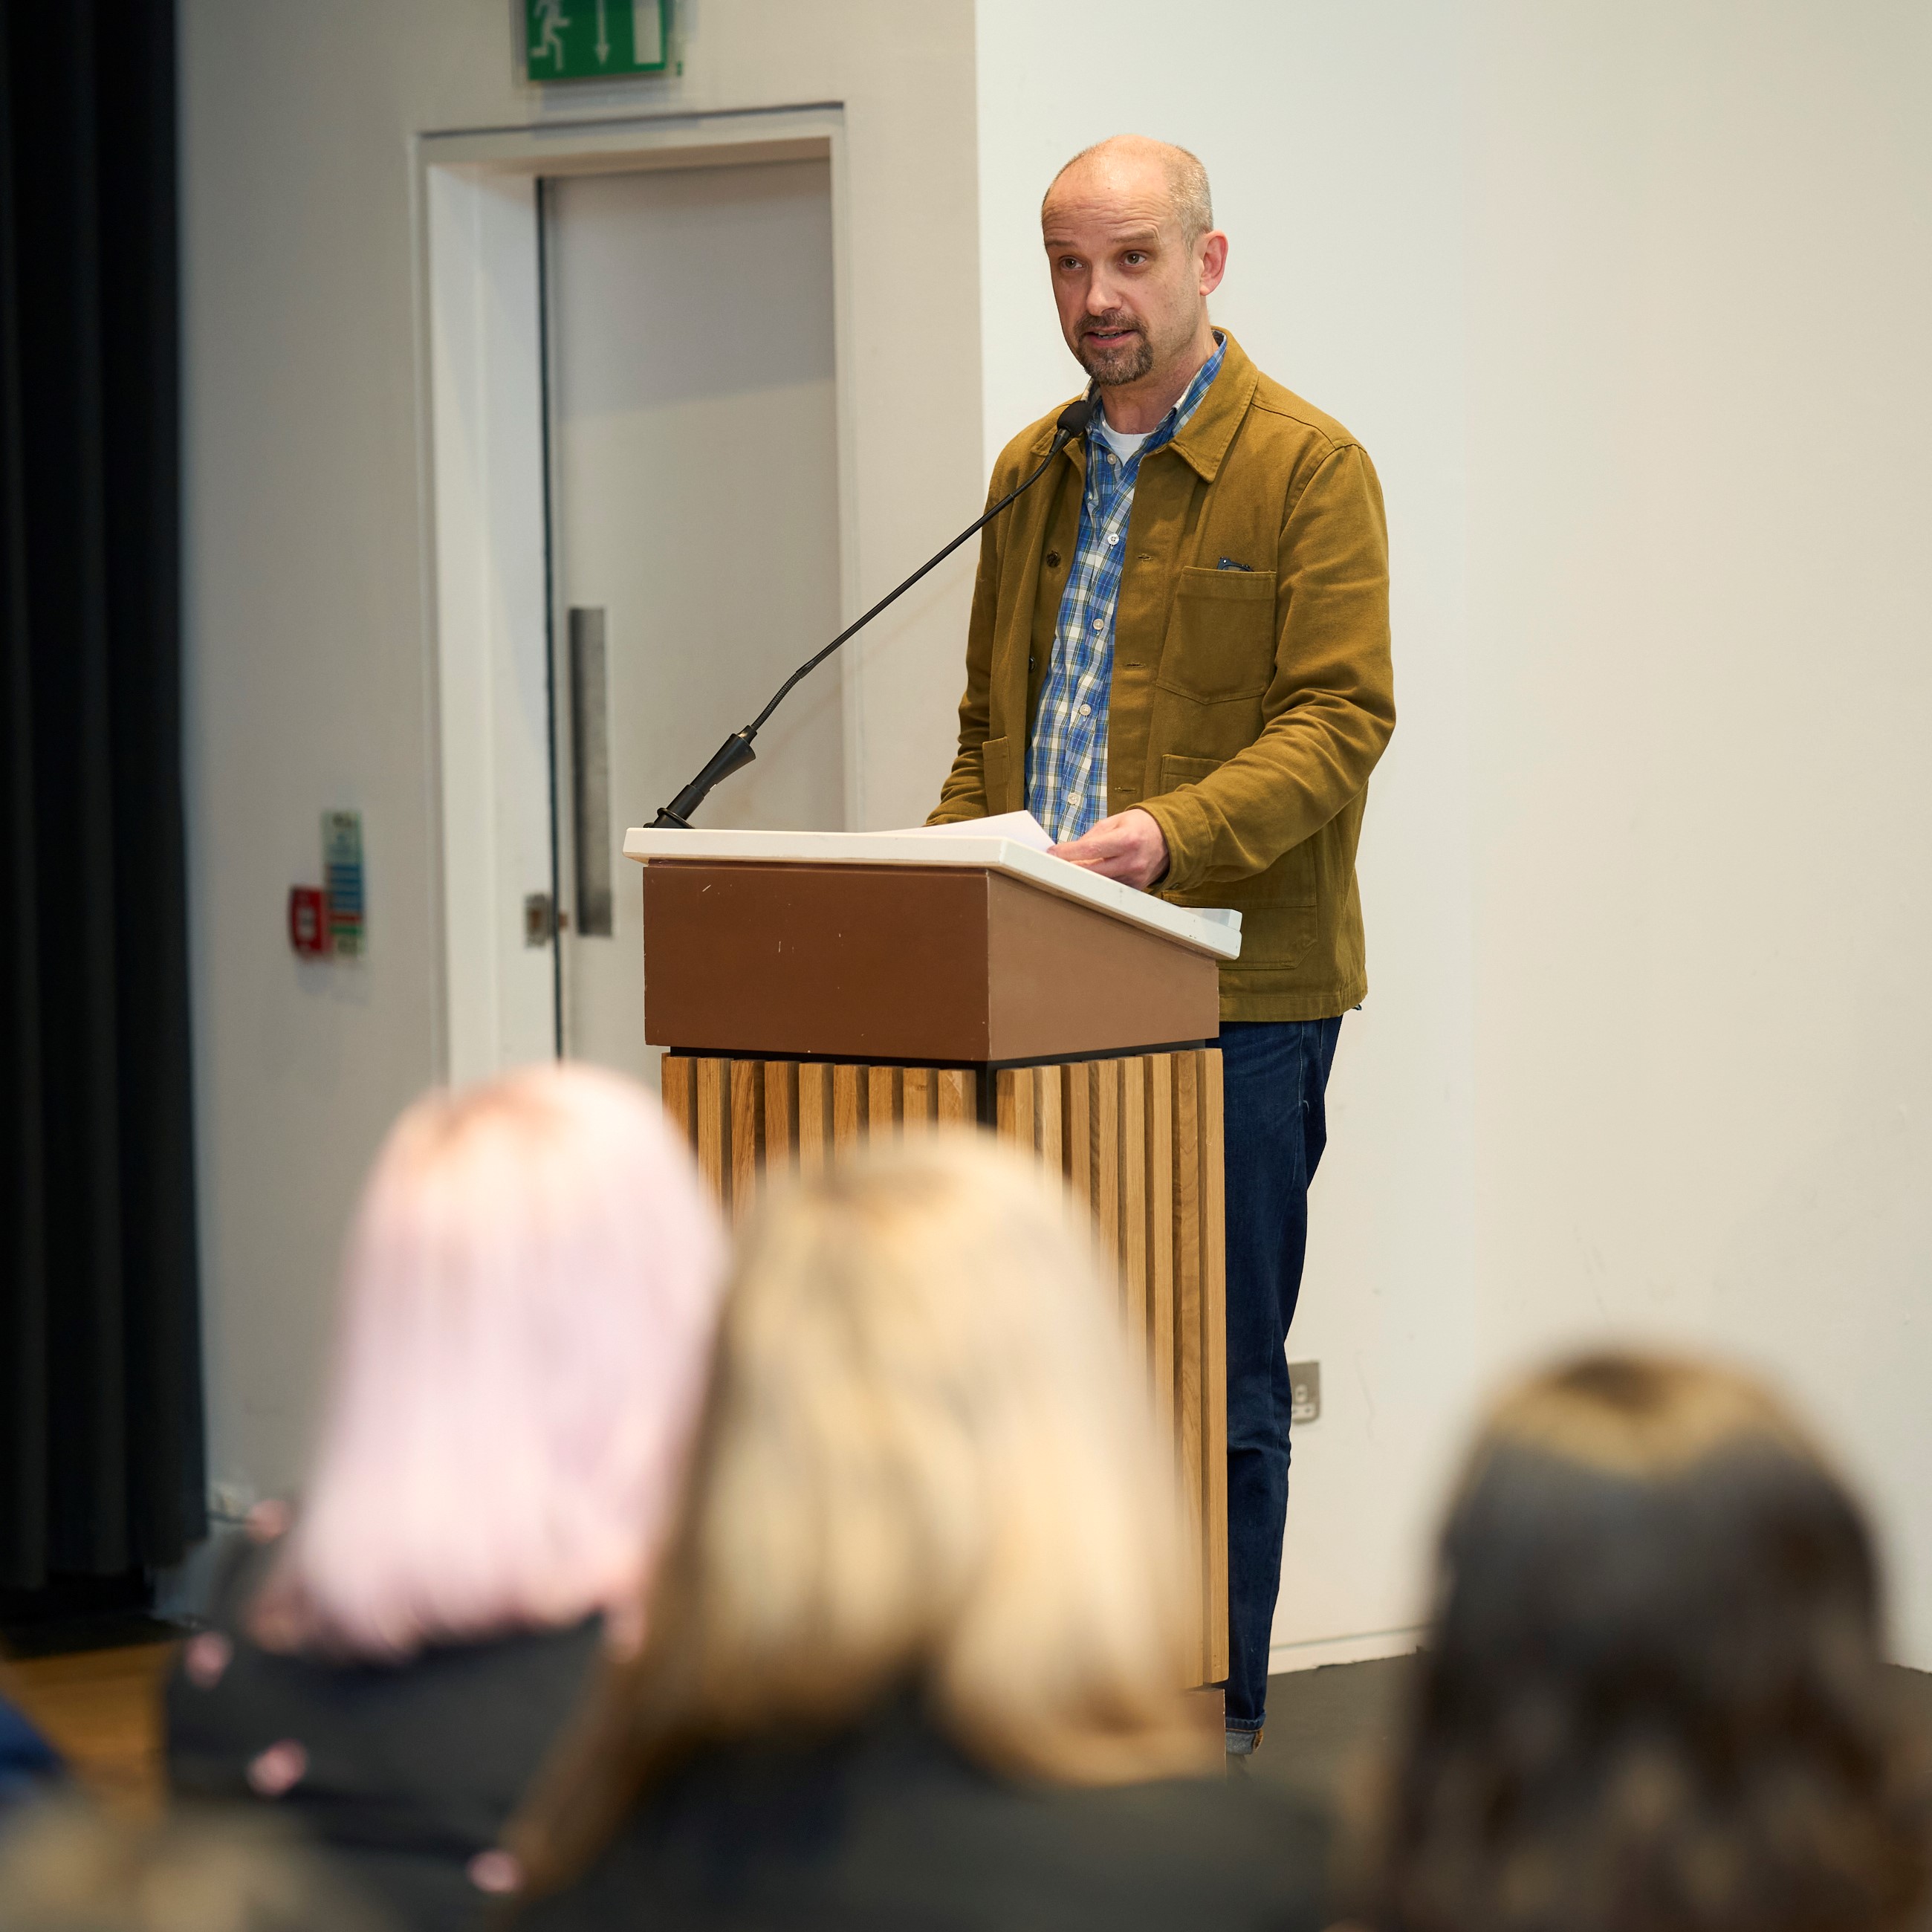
[{"x1": 623, "y1": 826, "x2": 1242, "y2": 962}]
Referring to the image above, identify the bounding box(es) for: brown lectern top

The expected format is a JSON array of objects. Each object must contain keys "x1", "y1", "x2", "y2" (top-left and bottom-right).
[{"x1": 624, "y1": 829, "x2": 1240, "y2": 1066}]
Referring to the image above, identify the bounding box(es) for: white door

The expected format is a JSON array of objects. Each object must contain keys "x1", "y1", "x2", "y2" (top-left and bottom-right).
[{"x1": 541, "y1": 159, "x2": 845, "y2": 1081}]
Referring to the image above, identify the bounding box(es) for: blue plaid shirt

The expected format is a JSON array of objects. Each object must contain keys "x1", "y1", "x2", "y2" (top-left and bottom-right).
[{"x1": 1025, "y1": 337, "x2": 1227, "y2": 843}]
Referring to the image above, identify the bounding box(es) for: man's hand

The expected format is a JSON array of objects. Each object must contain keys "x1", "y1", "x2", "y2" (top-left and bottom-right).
[{"x1": 1048, "y1": 808, "x2": 1170, "y2": 889}]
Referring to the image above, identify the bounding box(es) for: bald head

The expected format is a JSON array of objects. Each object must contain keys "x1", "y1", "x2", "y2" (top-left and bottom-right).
[{"x1": 1043, "y1": 135, "x2": 1214, "y2": 246}]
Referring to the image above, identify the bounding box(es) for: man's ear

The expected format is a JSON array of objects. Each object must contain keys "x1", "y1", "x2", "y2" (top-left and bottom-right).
[{"x1": 1198, "y1": 230, "x2": 1229, "y2": 297}]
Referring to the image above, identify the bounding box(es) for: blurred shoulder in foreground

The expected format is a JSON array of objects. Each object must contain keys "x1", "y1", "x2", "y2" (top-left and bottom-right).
[
  {"x1": 520, "y1": 1692, "x2": 1328, "y2": 1932},
  {"x1": 0, "y1": 1799, "x2": 392, "y2": 1932}
]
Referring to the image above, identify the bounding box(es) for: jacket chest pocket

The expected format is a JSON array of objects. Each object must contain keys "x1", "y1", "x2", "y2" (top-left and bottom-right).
[{"x1": 1153, "y1": 566, "x2": 1277, "y2": 704}]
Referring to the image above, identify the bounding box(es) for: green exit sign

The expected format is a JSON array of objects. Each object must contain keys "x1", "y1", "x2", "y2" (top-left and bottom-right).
[{"x1": 526, "y1": 0, "x2": 670, "y2": 80}]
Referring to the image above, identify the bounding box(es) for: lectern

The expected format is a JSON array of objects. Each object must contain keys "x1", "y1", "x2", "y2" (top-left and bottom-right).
[{"x1": 625, "y1": 826, "x2": 1240, "y2": 1688}]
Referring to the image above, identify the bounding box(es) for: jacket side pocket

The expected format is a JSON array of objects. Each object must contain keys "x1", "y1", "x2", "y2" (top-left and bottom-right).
[
  {"x1": 1156, "y1": 752, "x2": 1320, "y2": 967},
  {"x1": 981, "y1": 734, "x2": 1014, "y2": 814}
]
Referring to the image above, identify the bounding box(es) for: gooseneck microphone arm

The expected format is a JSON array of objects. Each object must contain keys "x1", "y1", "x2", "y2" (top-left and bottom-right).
[{"x1": 650, "y1": 392, "x2": 1102, "y2": 829}]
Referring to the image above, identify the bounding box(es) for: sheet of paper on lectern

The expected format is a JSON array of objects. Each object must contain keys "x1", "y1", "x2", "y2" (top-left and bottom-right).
[
  {"x1": 882, "y1": 809, "x2": 1244, "y2": 941},
  {"x1": 887, "y1": 810, "x2": 1053, "y2": 852}
]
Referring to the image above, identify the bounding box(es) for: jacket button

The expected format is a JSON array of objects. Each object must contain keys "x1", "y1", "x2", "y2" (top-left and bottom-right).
[{"x1": 1046, "y1": 551, "x2": 1062, "y2": 568}]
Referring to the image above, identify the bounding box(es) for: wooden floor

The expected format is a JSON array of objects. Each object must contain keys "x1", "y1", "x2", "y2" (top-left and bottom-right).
[{"x1": 1, "y1": 1642, "x2": 175, "y2": 1812}]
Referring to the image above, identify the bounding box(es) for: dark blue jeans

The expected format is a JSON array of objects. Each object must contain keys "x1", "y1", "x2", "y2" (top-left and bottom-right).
[{"x1": 1220, "y1": 1016, "x2": 1343, "y2": 1734}]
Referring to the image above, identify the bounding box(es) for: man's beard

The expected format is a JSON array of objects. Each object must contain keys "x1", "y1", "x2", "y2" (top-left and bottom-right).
[{"x1": 1075, "y1": 310, "x2": 1155, "y2": 386}]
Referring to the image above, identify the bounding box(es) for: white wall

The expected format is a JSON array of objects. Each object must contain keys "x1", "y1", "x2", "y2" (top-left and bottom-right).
[
  {"x1": 1465, "y1": 0, "x2": 1932, "y2": 1656},
  {"x1": 976, "y1": 0, "x2": 1932, "y2": 1664},
  {"x1": 180, "y1": 0, "x2": 982, "y2": 1504},
  {"x1": 184, "y1": 0, "x2": 1932, "y2": 1661}
]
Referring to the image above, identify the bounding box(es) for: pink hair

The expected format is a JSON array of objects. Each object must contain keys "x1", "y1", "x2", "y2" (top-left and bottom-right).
[{"x1": 253, "y1": 1064, "x2": 726, "y2": 1659}]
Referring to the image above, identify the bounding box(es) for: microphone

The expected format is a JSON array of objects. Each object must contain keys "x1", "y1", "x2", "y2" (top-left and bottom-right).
[{"x1": 651, "y1": 391, "x2": 1105, "y2": 829}]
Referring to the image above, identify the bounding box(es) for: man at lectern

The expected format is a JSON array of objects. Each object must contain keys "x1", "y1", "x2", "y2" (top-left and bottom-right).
[{"x1": 930, "y1": 135, "x2": 1394, "y2": 1757}]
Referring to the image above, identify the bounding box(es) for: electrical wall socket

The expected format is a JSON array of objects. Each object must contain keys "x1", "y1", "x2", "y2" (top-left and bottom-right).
[{"x1": 1288, "y1": 1360, "x2": 1322, "y2": 1424}]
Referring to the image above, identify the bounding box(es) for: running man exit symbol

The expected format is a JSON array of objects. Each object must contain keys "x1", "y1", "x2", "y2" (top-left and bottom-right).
[
  {"x1": 531, "y1": 0, "x2": 568, "y2": 70},
  {"x1": 525, "y1": 0, "x2": 669, "y2": 78}
]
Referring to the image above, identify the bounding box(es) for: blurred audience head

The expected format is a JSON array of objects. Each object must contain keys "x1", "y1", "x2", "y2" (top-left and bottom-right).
[
  {"x1": 0, "y1": 1800, "x2": 386, "y2": 1932},
  {"x1": 252, "y1": 1063, "x2": 727, "y2": 1659},
  {"x1": 516, "y1": 1132, "x2": 1207, "y2": 1885},
  {"x1": 1367, "y1": 1349, "x2": 1928, "y2": 1932}
]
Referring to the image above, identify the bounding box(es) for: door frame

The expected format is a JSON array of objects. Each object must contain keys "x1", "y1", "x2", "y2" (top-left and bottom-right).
[{"x1": 412, "y1": 106, "x2": 855, "y2": 1086}]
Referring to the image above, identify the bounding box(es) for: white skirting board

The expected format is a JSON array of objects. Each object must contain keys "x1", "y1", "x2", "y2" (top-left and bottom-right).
[{"x1": 1268, "y1": 1625, "x2": 1424, "y2": 1676}]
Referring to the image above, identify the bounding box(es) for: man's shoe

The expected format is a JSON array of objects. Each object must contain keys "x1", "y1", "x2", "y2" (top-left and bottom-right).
[{"x1": 1225, "y1": 1726, "x2": 1262, "y2": 1757}]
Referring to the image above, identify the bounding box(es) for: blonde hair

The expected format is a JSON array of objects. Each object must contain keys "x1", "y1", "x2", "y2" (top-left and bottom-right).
[
  {"x1": 251, "y1": 1064, "x2": 727, "y2": 1659},
  {"x1": 513, "y1": 1133, "x2": 1209, "y2": 1890}
]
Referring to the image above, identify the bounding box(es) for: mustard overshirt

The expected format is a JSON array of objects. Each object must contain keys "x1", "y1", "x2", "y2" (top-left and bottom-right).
[{"x1": 930, "y1": 332, "x2": 1396, "y2": 1022}]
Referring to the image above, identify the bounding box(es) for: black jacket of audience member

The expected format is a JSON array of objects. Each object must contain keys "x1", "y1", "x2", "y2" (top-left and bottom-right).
[
  {"x1": 516, "y1": 1694, "x2": 1332, "y2": 1932},
  {"x1": 166, "y1": 1542, "x2": 601, "y2": 1932}
]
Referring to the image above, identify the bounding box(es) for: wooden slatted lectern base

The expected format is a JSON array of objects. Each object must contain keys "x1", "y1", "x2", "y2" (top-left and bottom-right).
[{"x1": 661, "y1": 1047, "x2": 1229, "y2": 1688}]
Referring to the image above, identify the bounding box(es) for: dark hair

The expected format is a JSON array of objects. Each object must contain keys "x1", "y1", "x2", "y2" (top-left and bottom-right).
[{"x1": 1364, "y1": 1352, "x2": 1928, "y2": 1932}]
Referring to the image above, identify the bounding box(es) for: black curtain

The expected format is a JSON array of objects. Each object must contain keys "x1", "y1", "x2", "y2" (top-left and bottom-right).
[{"x1": 0, "y1": 0, "x2": 204, "y2": 1590}]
